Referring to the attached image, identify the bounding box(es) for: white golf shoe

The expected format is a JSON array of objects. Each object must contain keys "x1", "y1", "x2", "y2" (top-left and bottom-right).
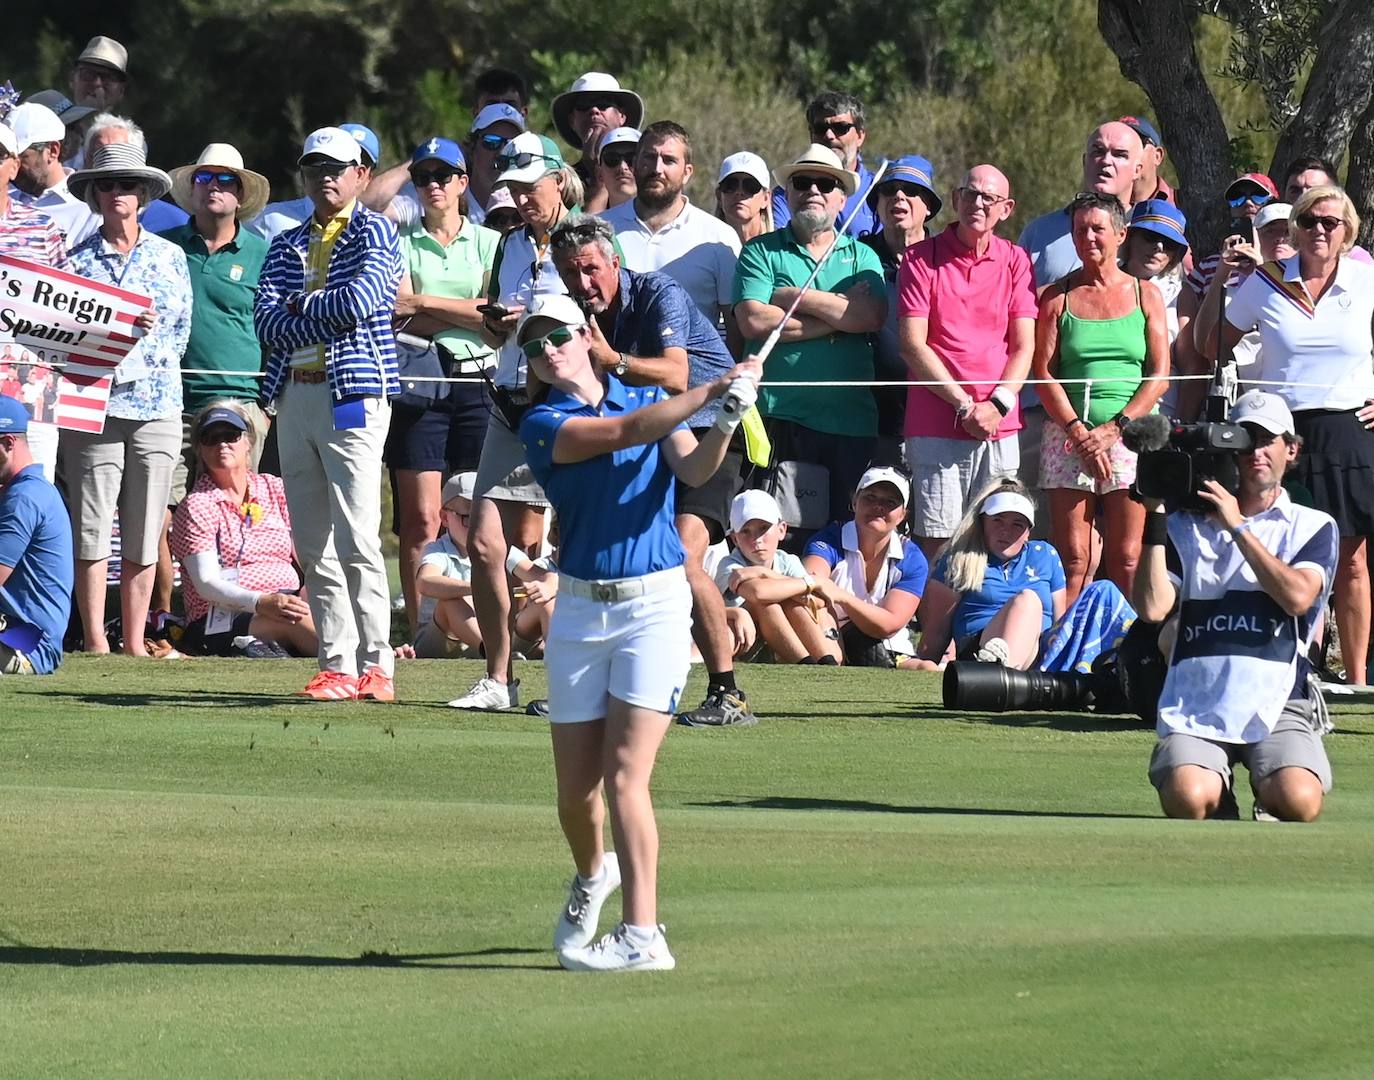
[
  {"x1": 553, "y1": 851, "x2": 621, "y2": 951},
  {"x1": 558, "y1": 923, "x2": 676, "y2": 972},
  {"x1": 446, "y1": 676, "x2": 519, "y2": 710}
]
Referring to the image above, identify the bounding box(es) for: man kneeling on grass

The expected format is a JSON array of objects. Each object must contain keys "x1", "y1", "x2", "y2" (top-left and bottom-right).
[{"x1": 1134, "y1": 391, "x2": 1338, "y2": 822}]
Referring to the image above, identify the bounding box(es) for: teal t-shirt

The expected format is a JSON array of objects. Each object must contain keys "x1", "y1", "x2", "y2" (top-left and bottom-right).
[
  {"x1": 401, "y1": 218, "x2": 501, "y2": 362},
  {"x1": 732, "y1": 229, "x2": 884, "y2": 437},
  {"x1": 160, "y1": 223, "x2": 269, "y2": 411}
]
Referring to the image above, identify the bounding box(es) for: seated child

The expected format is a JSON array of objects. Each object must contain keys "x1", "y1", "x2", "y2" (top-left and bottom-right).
[
  {"x1": 714, "y1": 489, "x2": 839, "y2": 664},
  {"x1": 412, "y1": 472, "x2": 481, "y2": 658}
]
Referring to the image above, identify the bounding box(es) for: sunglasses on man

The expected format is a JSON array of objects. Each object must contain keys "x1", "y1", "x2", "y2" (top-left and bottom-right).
[
  {"x1": 478, "y1": 133, "x2": 510, "y2": 152},
  {"x1": 790, "y1": 174, "x2": 841, "y2": 195},
  {"x1": 719, "y1": 176, "x2": 763, "y2": 196},
  {"x1": 571, "y1": 99, "x2": 620, "y2": 112},
  {"x1": 1228, "y1": 192, "x2": 1273, "y2": 209},
  {"x1": 810, "y1": 120, "x2": 857, "y2": 138},
  {"x1": 300, "y1": 161, "x2": 353, "y2": 180},
  {"x1": 879, "y1": 181, "x2": 930, "y2": 200},
  {"x1": 599, "y1": 147, "x2": 637, "y2": 169},
  {"x1": 192, "y1": 170, "x2": 241, "y2": 187}
]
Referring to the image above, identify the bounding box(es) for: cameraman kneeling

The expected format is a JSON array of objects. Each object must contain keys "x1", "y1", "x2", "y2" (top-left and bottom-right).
[{"x1": 1134, "y1": 391, "x2": 1337, "y2": 822}]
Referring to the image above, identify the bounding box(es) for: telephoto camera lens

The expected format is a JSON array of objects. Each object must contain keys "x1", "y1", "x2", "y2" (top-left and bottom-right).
[{"x1": 942, "y1": 662, "x2": 1096, "y2": 713}]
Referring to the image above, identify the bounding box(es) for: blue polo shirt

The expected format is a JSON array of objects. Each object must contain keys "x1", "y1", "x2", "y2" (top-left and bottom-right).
[
  {"x1": 609, "y1": 268, "x2": 734, "y2": 428},
  {"x1": 521, "y1": 375, "x2": 686, "y2": 581},
  {"x1": 1017, "y1": 206, "x2": 1080, "y2": 290},
  {"x1": 772, "y1": 158, "x2": 878, "y2": 237},
  {"x1": 0, "y1": 464, "x2": 74, "y2": 673},
  {"x1": 933, "y1": 539, "x2": 1066, "y2": 641}
]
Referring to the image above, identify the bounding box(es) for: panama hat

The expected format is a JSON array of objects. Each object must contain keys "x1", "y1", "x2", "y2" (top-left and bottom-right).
[
  {"x1": 68, "y1": 141, "x2": 172, "y2": 203},
  {"x1": 773, "y1": 144, "x2": 859, "y2": 199},
  {"x1": 169, "y1": 143, "x2": 271, "y2": 220},
  {"x1": 551, "y1": 73, "x2": 645, "y2": 147}
]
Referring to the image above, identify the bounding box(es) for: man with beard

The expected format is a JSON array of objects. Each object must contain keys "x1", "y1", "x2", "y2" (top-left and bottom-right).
[
  {"x1": 600, "y1": 122, "x2": 741, "y2": 331},
  {"x1": 734, "y1": 144, "x2": 886, "y2": 537},
  {"x1": 770, "y1": 91, "x2": 878, "y2": 237},
  {"x1": 551, "y1": 212, "x2": 759, "y2": 727}
]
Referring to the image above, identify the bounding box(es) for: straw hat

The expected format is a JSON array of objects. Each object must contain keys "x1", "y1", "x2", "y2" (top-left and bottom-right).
[
  {"x1": 773, "y1": 144, "x2": 859, "y2": 198},
  {"x1": 67, "y1": 141, "x2": 172, "y2": 203},
  {"x1": 169, "y1": 144, "x2": 270, "y2": 220}
]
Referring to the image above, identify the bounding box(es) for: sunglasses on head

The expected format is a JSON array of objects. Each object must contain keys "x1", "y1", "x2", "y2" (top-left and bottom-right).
[
  {"x1": 1228, "y1": 191, "x2": 1272, "y2": 208},
  {"x1": 810, "y1": 120, "x2": 856, "y2": 137},
  {"x1": 520, "y1": 325, "x2": 576, "y2": 359},
  {"x1": 719, "y1": 175, "x2": 763, "y2": 196},
  {"x1": 94, "y1": 178, "x2": 141, "y2": 193},
  {"x1": 494, "y1": 151, "x2": 559, "y2": 175},
  {"x1": 1296, "y1": 213, "x2": 1343, "y2": 232},
  {"x1": 879, "y1": 180, "x2": 929, "y2": 199},
  {"x1": 192, "y1": 170, "x2": 241, "y2": 187},
  {"x1": 301, "y1": 161, "x2": 352, "y2": 179},
  {"x1": 790, "y1": 174, "x2": 840, "y2": 195},
  {"x1": 411, "y1": 167, "x2": 462, "y2": 187},
  {"x1": 478, "y1": 133, "x2": 510, "y2": 152},
  {"x1": 199, "y1": 426, "x2": 245, "y2": 446},
  {"x1": 599, "y1": 147, "x2": 637, "y2": 169}
]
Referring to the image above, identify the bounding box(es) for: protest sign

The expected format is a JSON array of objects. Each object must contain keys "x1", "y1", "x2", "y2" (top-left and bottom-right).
[{"x1": 0, "y1": 254, "x2": 150, "y2": 434}]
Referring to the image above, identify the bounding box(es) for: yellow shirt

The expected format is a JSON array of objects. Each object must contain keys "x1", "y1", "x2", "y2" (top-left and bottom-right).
[{"x1": 291, "y1": 199, "x2": 357, "y2": 369}]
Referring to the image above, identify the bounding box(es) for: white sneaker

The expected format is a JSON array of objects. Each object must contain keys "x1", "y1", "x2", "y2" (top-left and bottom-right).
[
  {"x1": 975, "y1": 637, "x2": 1012, "y2": 665},
  {"x1": 553, "y1": 851, "x2": 621, "y2": 950},
  {"x1": 446, "y1": 676, "x2": 520, "y2": 710},
  {"x1": 558, "y1": 923, "x2": 676, "y2": 972}
]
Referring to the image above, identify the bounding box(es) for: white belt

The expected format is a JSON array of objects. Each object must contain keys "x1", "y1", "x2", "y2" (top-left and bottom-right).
[{"x1": 559, "y1": 566, "x2": 683, "y2": 603}]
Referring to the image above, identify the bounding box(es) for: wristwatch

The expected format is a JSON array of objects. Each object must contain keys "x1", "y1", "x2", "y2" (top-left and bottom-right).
[
  {"x1": 613, "y1": 352, "x2": 630, "y2": 377},
  {"x1": 1111, "y1": 410, "x2": 1133, "y2": 429}
]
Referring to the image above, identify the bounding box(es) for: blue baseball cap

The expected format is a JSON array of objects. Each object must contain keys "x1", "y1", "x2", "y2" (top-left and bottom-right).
[
  {"x1": 868, "y1": 154, "x2": 942, "y2": 216},
  {"x1": 1119, "y1": 115, "x2": 1162, "y2": 147},
  {"x1": 0, "y1": 395, "x2": 30, "y2": 434},
  {"x1": 340, "y1": 123, "x2": 380, "y2": 167},
  {"x1": 1128, "y1": 198, "x2": 1188, "y2": 248},
  {"x1": 411, "y1": 136, "x2": 466, "y2": 172}
]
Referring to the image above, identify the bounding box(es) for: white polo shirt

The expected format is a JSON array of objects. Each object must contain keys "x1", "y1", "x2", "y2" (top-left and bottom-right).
[
  {"x1": 9, "y1": 178, "x2": 98, "y2": 250},
  {"x1": 1224, "y1": 254, "x2": 1374, "y2": 411},
  {"x1": 600, "y1": 198, "x2": 740, "y2": 320},
  {"x1": 1159, "y1": 492, "x2": 1338, "y2": 744}
]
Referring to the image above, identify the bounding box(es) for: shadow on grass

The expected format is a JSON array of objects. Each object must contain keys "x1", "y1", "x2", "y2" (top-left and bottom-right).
[
  {"x1": 770, "y1": 705, "x2": 1149, "y2": 732},
  {"x1": 690, "y1": 795, "x2": 1154, "y2": 820},
  {"x1": 32, "y1": 689, "x2": 439, "y2": 713},
  {"x1": 0, "y1": 943, "x2": 557, "y2": 971}
]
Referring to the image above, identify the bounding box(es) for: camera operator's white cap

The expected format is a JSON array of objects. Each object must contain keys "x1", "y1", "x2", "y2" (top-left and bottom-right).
[
  {"x1": 1229, "y1": 390, "x2": 1295, "y2": 436},
  {"x1": 1255, "y1": 202, "x2": 1293, "y2": 231},
  {"x1": 981, "y1": 490, "x2": 1036, "y2": 525},
  {"x1": 729, "y1": 489, "x2": 784, "y2": 533},
  {"x1": 516, "y1": 294, "x2": 587, "y2": 341},
  {"x1": 856, "y1": 466, "x2": 911, "y2": 505}
]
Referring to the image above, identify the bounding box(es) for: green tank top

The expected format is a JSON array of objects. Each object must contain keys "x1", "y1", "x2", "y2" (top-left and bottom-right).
[{"x1": 1057, "y1": 278, "x2": 1147, "y2": 426}]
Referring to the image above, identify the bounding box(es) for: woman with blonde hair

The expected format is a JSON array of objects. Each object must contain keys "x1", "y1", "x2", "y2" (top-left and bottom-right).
[{"x1": 913, "y1": 478, "x2": 1067, "y2": 670}]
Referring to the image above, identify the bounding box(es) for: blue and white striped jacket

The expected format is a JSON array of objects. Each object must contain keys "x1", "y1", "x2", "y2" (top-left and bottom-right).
[{"x1": 254, "y1": 204, "x2": 403, "y2": 403}]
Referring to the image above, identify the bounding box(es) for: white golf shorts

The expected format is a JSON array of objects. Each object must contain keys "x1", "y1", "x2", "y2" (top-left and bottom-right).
[{"x1": 545, "y1": 566, "x2": 692, "y2": 724}]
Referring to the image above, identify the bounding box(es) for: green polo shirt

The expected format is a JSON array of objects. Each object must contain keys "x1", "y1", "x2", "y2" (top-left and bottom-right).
[
  {"x1": 733, "y1": 228, "x2": 884, "y2": 437},
  {"x1": 401, "y1": 218, "x2": 500, "y2": 363},
  {"x1": 160, "y1": 222, "x2": 269, "y2": 410}
]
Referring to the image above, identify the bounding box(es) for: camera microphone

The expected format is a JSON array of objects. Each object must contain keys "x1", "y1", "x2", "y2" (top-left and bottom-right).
[{"x1": 1121, "y1": 413, "x2": 1172, "y2": 454}]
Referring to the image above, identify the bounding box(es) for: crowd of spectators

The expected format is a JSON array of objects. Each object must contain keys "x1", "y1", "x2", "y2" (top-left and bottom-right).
[{"x1": 3, "y1": 34, "x2": 1374, "y2": 717}]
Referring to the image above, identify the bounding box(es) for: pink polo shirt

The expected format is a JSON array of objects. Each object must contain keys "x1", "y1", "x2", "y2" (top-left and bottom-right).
[{"x1": 897, "y1": 225, "x2": 1037, "y2": 439}]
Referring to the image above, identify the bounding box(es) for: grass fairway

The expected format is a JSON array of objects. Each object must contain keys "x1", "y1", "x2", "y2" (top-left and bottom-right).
[{"x1": 3, "y1": 658, "x2": 1373, "y2": 1079}]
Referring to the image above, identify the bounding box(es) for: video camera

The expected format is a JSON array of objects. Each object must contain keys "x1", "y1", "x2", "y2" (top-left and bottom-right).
[{"x1": 1123, "y1": 413, "x2": 1252, "y2": 514}]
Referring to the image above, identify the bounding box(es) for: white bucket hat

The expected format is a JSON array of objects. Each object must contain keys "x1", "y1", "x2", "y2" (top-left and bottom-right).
[
  {"x1": 551, "y1": 73, "x2": 645, "y2": 146},
  {"x1": 169, "y1": 143, "x2": 271, "y2": 220}
]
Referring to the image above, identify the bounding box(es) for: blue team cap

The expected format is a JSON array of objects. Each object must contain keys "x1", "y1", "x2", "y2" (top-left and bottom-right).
[
  {"x1": 1128, "y1": 198, "x2": 1188, "y2": 248},
  {"x1": 411, "y1": 136, "x2": 466, "y2": 172},
  {"x1": 0, "y1": 395, "x2": 29, "y2": 434},
  {"x1": 868, "y1": 154, "x2": 942, "y2": 216},
  {"x1": 340, "y1": 123, "x2": 381, "y2": 167}
]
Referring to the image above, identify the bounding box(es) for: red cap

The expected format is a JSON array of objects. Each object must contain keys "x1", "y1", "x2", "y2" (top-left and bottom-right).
[{"x1": 1225, "y1": 172, "x2": 1278, "y2": 199}]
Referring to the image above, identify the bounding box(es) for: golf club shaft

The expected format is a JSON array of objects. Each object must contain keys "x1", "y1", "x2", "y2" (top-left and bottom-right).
[{"x1": 755, "y1": 158, "x2": 891, "y2": 365}]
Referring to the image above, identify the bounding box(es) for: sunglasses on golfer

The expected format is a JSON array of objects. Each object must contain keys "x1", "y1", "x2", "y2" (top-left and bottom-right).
[
  {"x1": 719, "y1": 176, "x2": 763, "y2": 196},
  {"x1": 520, "y1": 325, "x2": 576, "y2": 359},
  {"x1": 411, "y1": 167, "x2": 462, "y2": 187},
  {"x1": 1296, "y1": 213, "x2": 1344, "y2": 232},
  {"x1": 94, "y1": 178, "x2": 141, "y2": 193},
  {"x1": 790, "y1": 174, "x2": 841, "y2": 195},
  {"x1": 192, "y1": 170, "x2": 241, "y2": 187}
]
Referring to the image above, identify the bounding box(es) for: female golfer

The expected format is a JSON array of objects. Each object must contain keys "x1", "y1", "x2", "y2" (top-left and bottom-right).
[{"x1": 517, "y1": 294, "x2": 760, "y2": 972}]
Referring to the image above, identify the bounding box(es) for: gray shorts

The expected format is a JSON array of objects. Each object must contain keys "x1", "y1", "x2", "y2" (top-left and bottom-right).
[
  {"x1": 904, "y1": 432, "x2": 1019, "y2": 539},
  {"x1": 1149, "y1": 698, "x2": 1333, "y2": 793},
  {"x1": 474, "y1": 414, "x2": 548, "y2": 506}
]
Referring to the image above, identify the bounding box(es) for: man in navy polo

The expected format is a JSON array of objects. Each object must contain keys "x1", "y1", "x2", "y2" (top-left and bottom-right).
[
  {"x1": 550, "y1": 212, "x2": 757, "y2": 727},
  {"x1": 770, "y1": 90, "x2": 878, "y2": 236},
  {"x1": 0, "y1": 397, "x2": 73, "y2": 675}
]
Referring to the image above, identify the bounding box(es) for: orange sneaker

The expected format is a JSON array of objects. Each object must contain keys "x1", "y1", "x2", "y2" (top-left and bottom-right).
[
  {"x1": 356, "y1": 666, "x2": 396, "y2": 702},
  {"x1": 298, "y1": 670, "x2": 359, "y2": 701}
]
